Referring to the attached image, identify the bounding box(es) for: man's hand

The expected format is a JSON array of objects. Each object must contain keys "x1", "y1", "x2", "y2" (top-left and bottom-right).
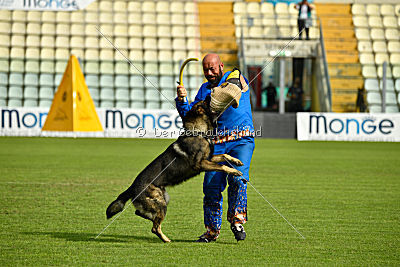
[{"x1": 177, "y1": 85, "x2": 187, "y2": 102}]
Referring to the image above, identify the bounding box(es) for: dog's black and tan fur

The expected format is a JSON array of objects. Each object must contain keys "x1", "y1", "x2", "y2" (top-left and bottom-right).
[{"x1": 106, "y1": 99, "x2": 243, "y2": 242}]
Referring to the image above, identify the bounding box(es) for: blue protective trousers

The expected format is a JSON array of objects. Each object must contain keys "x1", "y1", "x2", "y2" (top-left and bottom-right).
[{"x1": 203, "y1": 136, "x2": 255, "y2": 237}]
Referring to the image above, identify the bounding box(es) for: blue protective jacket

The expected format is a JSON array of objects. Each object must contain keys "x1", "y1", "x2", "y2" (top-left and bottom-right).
[{"x1": 175, "y1": 71, "x2": 254, "y2": 136}]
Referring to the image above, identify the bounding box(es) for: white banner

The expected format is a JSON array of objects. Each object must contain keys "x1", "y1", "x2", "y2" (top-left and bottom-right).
[
  {"x1": 0, "y1": 107, "x2": 183, "y2": 138},
  {"x1": 297, "y1": 112, "x2": 400, "y2": 142},
  {"x1": 0, "y1": 0, "x2": 95, "y2": 11}
]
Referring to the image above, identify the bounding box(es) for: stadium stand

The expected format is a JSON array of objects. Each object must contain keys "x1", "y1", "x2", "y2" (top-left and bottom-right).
[
  {"x1": 0, "y1": 0, "x2": 202, "y2": 108},
  {"x1": 352, "y1": 2, "x2": 400, "y2": 112}
]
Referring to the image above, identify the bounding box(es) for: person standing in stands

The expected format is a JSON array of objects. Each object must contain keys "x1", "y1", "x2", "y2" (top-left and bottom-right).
[
  {"x1": 176, "y1": 54, "x2": 255, "y2": 243},
  {"x1": 264, "y1": 82, "x2": 277, "y2": 110},
  {"x1": 287, "y1": 77, "x2": 304, "y2": 112},
  {"x1": 295, "y1": 0, "x2": 313, "y2": 40}
]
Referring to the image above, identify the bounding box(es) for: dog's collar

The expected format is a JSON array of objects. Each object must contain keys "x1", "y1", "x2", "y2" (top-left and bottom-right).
[{"x1": 180, "y1": 130, "x2": 214, "y2": 145}]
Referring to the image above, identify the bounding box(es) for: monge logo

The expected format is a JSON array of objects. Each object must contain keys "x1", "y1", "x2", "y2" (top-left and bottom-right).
[
  {"x1": 24, "y1": 0, "x2": 78, "y2": 9},
  {"x1": 309, "y1": 114, "x2": 394, "y2": 135}
]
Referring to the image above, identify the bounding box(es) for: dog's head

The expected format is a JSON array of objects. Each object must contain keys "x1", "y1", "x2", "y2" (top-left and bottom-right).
[{"x1": 183, "y1": 97, "x2": 218, "y2": 132}]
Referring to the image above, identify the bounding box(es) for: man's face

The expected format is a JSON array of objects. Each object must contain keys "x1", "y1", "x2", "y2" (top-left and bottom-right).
[{"x1": 203, "y1": 63, "x2": 223, "y2": 86}]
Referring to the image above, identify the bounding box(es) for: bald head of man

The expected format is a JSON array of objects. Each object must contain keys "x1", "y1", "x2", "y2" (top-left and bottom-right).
[{"x1": 202, "y1": 53, "x2": 224, "y2": 87}]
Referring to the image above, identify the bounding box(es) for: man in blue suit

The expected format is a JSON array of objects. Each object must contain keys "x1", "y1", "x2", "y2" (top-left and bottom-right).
[{"x1": 176, "y1": 54, "x2": 255, "y2": 242}]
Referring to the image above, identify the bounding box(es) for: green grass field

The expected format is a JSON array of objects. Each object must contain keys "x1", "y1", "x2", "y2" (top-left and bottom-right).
[{"x1": 0, "y1": 137, "x2": 399, "y2": 265}]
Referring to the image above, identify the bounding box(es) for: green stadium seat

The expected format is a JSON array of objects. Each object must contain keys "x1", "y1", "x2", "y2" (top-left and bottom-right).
[
  {"x1": 129, "y1": 75, "x2": 144, "y2": 89},
  {"x1": 85, "y1": 75, "x2": 99, "y2": 87},
  {"x1": 39, "y1": 100, "x2": 52, "y2": 107},
  {"x1": 54, "y1": 74, "x2": 63, "y2": 86},
  {"x1": 8, "y1": 99, "x2": 22, "y2": 107},
  {"x1": 0, "y1": 99, "x2": 6, "y2": 106},
  {"x1": 115, "y1": 62, "x2": 129, "y2": 75},
  {"x1": 100, "y1": 101, "x2": 114, "y2": 108},
  {"x1": 115, "y1": 89, "x2": 129, "y2": 101},
  {"x1": 0, "y1": 86, "x2": 7, "y2": 98},
  {"x1": 115, "y1": 75, "x2": 129, "y2": 88},
  {"x1": 116, "y1": 101, "x2": 129, "y2": 108},
  {"x1": 84, "y1": 62, "x2": 100, "y2": 74},
  {"x1": 130, "y1": 101, "x2": 145, "y2": 109},
  {"x1": 145, "y1": 102, "x2": 160, "y2": 109},
  {"x1": 9, "y1": 73, "x2": 23, "y2": 86},
  {"x1": 145, "y1": 89, "x2": 160, "y2": 102},
  {"x1": 8, "y1": 86, "x2": 23, "y2": 99},
  {"x1": 367, "y1": 92, "x2": 381, "y2": 105},
  {"x1": 39, "y1": 74, "x2": 54, "y2": 87},
  {"x1": 130, "y1": 89, "x2": 145, "y2": 101},
  {"x1": 380, "y1": 79, "x2": 395, "y2": 91},
  {"x1": 365, "y1": 79, "x2": 379, "y2": 92},
  {"x1": 24, "y1": 74, "x2": 39, "y2": 86},
  {"x1": 24, "y1": 86, "x2": 38, "y2": 99},
  {"x1": 100, "y1": 75, "x2": 114, "y2": 88},
  {"x1": 100, "y1": 62, "x2": 114, "y2": 75},
  {"x1": 368, "y1": 105, "x2": 381, "y2": 113},
  {"x1": 25, "y1": 60, "x2": 40, "y2": 73},
  {"x1": 88, "y1": 88, "x2": 99, "y2": 101},
  {"x1": 161, "y1": 101, "x2": 175, "y2": 110},
  {"x1": 100, "y1": 88, "x2": 114, "y2": 101},
  {"x1": 10, "y1": 60, "x2": 24, "y2": 72},
  {"x1": 160, "y1": 89, "x2": 175, "y2": 100},
  {"x1": 0, "y1": 73, "x2": 7, "y2": 85},
  {"x1": 39, "y1": 87, "x2": 54, "y2": 100},
  {"x1": 159, "y1": 76, "x2": 175, "y2": 89},
  {"x1": 23, "y1": 99, "x2": 38, "y2": 107},
  {"x1": 386, "y1": 105, "x2": 399, "y2": 113}
]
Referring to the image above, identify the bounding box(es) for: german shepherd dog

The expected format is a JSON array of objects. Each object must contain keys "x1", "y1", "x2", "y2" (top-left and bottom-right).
[{"x1": 106, "y1": 98, "x2": 243, "y2": 242}]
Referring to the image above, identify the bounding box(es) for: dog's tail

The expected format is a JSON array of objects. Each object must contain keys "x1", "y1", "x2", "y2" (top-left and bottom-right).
[{"x1": 106, "y1": 187, "x2": 135, "y2": 219}]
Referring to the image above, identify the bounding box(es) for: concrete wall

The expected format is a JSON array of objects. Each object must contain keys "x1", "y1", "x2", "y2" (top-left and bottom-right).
[{"x1": 252, "y1": 112, "x2": 297, "y2": 139}]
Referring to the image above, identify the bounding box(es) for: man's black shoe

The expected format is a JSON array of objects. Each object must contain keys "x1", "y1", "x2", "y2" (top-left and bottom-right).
[
  {"x1": 230, "y1": 223, "x2": 246, "y2": 241},
  {"x1": 195, "y1": 235, "x2": 216, "y2": 243}
]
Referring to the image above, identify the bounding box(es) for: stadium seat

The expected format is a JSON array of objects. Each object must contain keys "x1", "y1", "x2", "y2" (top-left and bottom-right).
[
  {"x1": 100, "y1": 49, "x2": 114, "y2": 61},
  {"x1": 0, "y1": 86, "x2": 7, "y2": 98},
  {"x1": 157, "y1": 26, "x2": 171, "y2": 38},
  {"x1": 355, "y1": 28, "x2": 370, "y2": 40},
  {"x1": 130, "y1": 101, "x2": 145, "y2": 109},
  {"x1": 144, "y1": 63, "x2": 158, "y2": 75},
  {"x1": 380, "y1": 79, "x2": 395, "y2": 91},
  {"x1": 100, "y1": 75, "x2": 114, "y2": 88},
  {"x1": 39, "y1": 87, "x2": 54, "y2": 100},
  {"x1": 380, "y1": 4, "x2": 395, "y2": 16},
  {"x1": 56, "y1": 12, "x2": 70, "y2": 23},
  {"x1": 375, "y1": 53, "x2": 389, "y2": 65},
  {"x1": 8, "y1": 99, "x2": 22, "y2": 107},
  {"x1": 143, "y1": 38, "x2": 158, "y2": 50},
  {"x1": 275, "y1": 3, "x2": 289, "y2": 15},
  {"x1": 100, "y1": 88, "x2": 114, "y2": 101},
  {"x1": 359, "y1": 53, "x2": 375, "y2": 65},
  {"x1": 0, "y1": 98, "x2": 6, "y2": 106},
  {"x1": 159, "y1": 62, "x2": 174, "y2": 76},
  {"x1": 115, "y1": 37, "x2": 128, "y2": 49},
  {"x1": 366, "y1": 4, "x2": 380, "y2": 15},
  {"x1": 171, "y1": 26, "x2": 186, "y2": 38},
  {"x1": 41, "y1": 23, "x2": 56, "y2": 35},
  {"x1": 352, "y1": 4, "x2": 366, "y2": 15},
  {"x1": 88, "y1": 88, "x2": 99, "y2": 101},
  {"x1": 383, "y1": 16, "x2": 397, "y2": 28},
  {"x1": 395, "y1": 4, "x2": 400, "y2": 16},
  {"x1": 377, "y1": 65, "x2": 392, "y2": 78},
  {"x1": 358, "y1": 41, "x2": 372, "y2": 53},
  {"x1": 85, "y1": 12, "x2": 98, "y2": 24},
  {"x1": 40, "y1": 48, "x2": 55, "y2": 59},
  {"x1": 12, "y1": 22, "x2": 26, "y2": 34},
  {"x1": 368, "y1": 16, "x2": 383, "y2": 28},
  {"x1": 370, "y1": 29, "x2": 385, "y2": 40},
  {"x1": 114, "y1": 25, "x2": 128, "y2": 37},
  {"x1": 55, "y1": 60, "x2": 68, "y2": 72},
  {"x1": 0, "y1": 47, "x2": 9, "y2": 59},
  {"x1": 40, "y1": 61, "x2": 54, "y2": 73},
  {"x1": 396, "y1": 79, "x2": 400, "y2": 92},
  {"x1": 130, "y1": 89, "x2": 145, "y2": 101},
  {"x1": 0, "y1": 59, "x2": 8, "y2": 73},
  {"x1": 25, "y1": 59, "x2": 43, "y2": 73},
  {"x1": 8, "y1": 86, "x2": 23, "y2": 99},
  {"x1": 143, "y1": 25, "x2": 157, "y2": 38},
  {"x1": 56, "y1": 36, "x2": 69, "y2": 49},
  {"x1": 384, "y1": 92, "x2": 397, "y2": 104},
  {"x1": 158, "y1": 38, "x2": 172, "y2": 50},
  {"x1": 144, "y1": 50, "x2": 158, "y2": 61},
  {"x1": 130, "y1": 75, "x2": 144, "y2": 88},
  {"x1": 144, "y1": 76, "x2": 158, "y2": 88},
  {"x1": 10, "y1": 60, "x2": 24, "y2": 72},
  {"x1": 116, "y1": 101, "x2": 129, "y2": 108},
  {"x1": 24, "y1": 86, "x2": 38, "y2": 99},
  {"x1": 100, "y1": 101, "x2": 114, "y2": 108},
  {"x1": 23, "y1": 98, "x2": 37, "y2": 107},
  {"x1": 170, "y1": 2, "x2": 184, "y2": 13},
  {"x1": 114, "y1": 13, "x2": 128, "y2": 25},
  {"x1": 115, "y1": 75, "x2": 129, "y2": 88},
  {"x1": 84, "y1": 62, "x2": 99, "y2": 74},
  {"x1": 129, "y1": 38, "x2": 143, "y2": 50},
  {"x1": 128, "y1": 13, "x2": 142, "y2": 25},
  {"x1": 0, "y1": 34, "x2": 10, "y2": 47},
  {"x1": 84, "y1": 49, "x2": 99, "y2": 60},
  {"x1": 388, "y1": 41, "x2": 400, "y2": 53},
  {"x1": 373, "y1": 41, "x2": 387, "y2": 53},
  {"x1": 171, "y1": 14, "x2": 185, "y2": 25},
  {"x1": 159, "y1": 76, "x2": 174, "y2": 89},
  {"x1": 385, "y1": 29, "x2": 399, "y2": 41},
  {"x1": 145, "y1": 101, "x2": 160, "y2": 110},
  {"x1": 142, "y1": 1, "x2": 155, "y2": 12},
  {"x1": 24, "y1": 73, "x2": 39, "y2": 86},
  {"x1": 185, "y1": 14, "x2": 198, "y2": 25},
  {"x1": 115, "y1": 62, "x2": 129, "y2": 75},
  {"x1": 185, "y1": 2, "x2": 197, "y2": 13},
  {"x1": 353, "y1": 16, "x2": 368, "y2": 27},
  {"x1": 12, "y1": 11, "x2": 26, "y2": 22},
  {"x1": 39, "y1": 74, "x2": 54, "y2": 87},
  {"x1": 71, "y1": 24, "x2": 85, "y2": 36},
  {"x1": 10, "y1": 47, "x2": 24, "y2": 58},
  {"x1": 393, "y1": 67, "x2": 400, "y2": 79},
  {"x1": 364, "y1": 78, "x2": 379, "y2": 91},
  {"x1": 11, "y1": 35, "x2": 25, "y2": 47},
  {"x1": 386, "y1": 105, "x2": 399, "y2": 113},
  {"x1": 390, "y1": 54, "x2": 400, "y2": 65},
  {"x1": 362, "y1": 65, "x2": 377, "y2": 78},
  {"x1": 367, "y1": 92, "x2": 381, "y2": 105},
  {"x1": 0, "y1": 73, "x2": 7, "y2": 85},
  {"x1": 25, "y1": 48, "x2": 39, "y2": 59},
  {"x1": 39, "y1": 100, "x2": 52, "y2": 107},
  {"x1": 54, "y1": 74, "x2": 63, "y2": 85},
  {"x1": 161, "y1": 101, "x2": 175, "y2": 110}
]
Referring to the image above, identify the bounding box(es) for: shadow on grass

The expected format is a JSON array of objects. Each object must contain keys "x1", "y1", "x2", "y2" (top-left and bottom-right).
[{"x1": 22, "y1": 231, "x2": 204, "y2": 244}]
